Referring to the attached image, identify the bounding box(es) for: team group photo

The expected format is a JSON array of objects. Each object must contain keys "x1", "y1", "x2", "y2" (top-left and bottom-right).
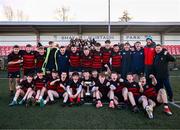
[{"x1": 0, "y1": 0, "x2": 180, "y2": 129}]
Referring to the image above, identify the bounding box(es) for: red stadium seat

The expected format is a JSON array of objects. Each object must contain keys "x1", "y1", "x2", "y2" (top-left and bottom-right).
[
  {"x1": 176, "y1": 45, "x2": 180, "y2": 55},
  {"x1": 166, "y1": 45, "x2": 172, "y2": 55},
  {"x1": 0, "y1": 45, "x2": 37, "y2": 56},
  {"x1": 171, "y1": 45, "x2": 177, "y2": 55},
  {"x1": 163, "y1": 45, "x2": 180, "y2": 56}
]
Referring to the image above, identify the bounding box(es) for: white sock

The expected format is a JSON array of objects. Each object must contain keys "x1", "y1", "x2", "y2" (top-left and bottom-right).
[
  {"x1": 44, "y1": 100, "x2": 47, "y2": 104},
  {"x1": 13, "y1": 98, "x2": 17, "y2": 102},
  {"x1": 39, "y1": 96, "x2": 42, "y2": 100}
]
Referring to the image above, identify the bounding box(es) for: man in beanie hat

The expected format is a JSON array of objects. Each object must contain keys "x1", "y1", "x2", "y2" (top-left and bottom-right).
[{"x1": 144, "y1": 35, "x2": 156, "y2": 81}]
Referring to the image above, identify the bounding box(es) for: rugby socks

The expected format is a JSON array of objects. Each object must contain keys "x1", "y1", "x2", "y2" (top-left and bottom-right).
[
  {"x1": 77, "y1": 97, "x2": 81, "y2": 103},
  {"x1": 69, "y1": 97, "x2": 73, "y2": 102}
]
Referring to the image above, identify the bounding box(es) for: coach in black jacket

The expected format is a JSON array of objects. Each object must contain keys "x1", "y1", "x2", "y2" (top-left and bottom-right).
[{"x1": 153, "y1": 44, "x2": 176, "y2": 101}]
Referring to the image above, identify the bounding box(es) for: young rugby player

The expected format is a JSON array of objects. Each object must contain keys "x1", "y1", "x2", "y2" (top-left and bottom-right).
[
  {"x1": 58, "y1": 72, "x2": 69, "y2": 106},
  {"x1": 139, "y1": 75, "x2": 172, "y2": 118},
  {"x1": 110, "y1": 44, "x2": 122, "y2": 74},
  {"x1": 92, "y1": 43, "x2": 102, "y2": 72},
  {"x1": 34, "y1": 70, "x2": 47, "y2": 107},
  {"x1": 9, "y1": 74, "x2": 34, "y2": 106},
  {"x1": 109, "y1": 72, "x2": 128, "y2": 108},
  {"x1": 69, "y1": 44, "x2": 81, "y2": 75},
  {"x1": 125, "y1": 73, "x2": 141, "y2": 113},
  {"x1": 8, "y1": 45, "x2": 22, "y2": 96},
  {"x1": 101, "y1": 40, "x2": 111, "y2": 72},
  {"x1": 66, "y1": 72, "x2": 82, "y2": 106},
  {"x1": 80, "y1": 70, "x2": 95, "y2": 103},
  {"x1": 81, "y1": 47, "x2": 92, "y2": 72},
  {"x1": 94, "y1": 73, "x2": 111, "y2": 108},
  {"x1": 21, "y1": 44, "x2": 36, "y2": 77}
]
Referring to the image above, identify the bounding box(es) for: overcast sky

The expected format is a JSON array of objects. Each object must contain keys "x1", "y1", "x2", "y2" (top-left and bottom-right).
[{"x1": 0, "y1": 0, "x2": 180, "y2": 21}]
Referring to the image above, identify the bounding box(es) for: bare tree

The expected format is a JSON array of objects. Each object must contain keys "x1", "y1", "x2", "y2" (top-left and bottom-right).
[
  {"x1": 16, "y1": 9, "x2": 29, "y2": 21},
  {"x1": 119, "y1": 10, "x2": 132, "y2": 22},
  {"x1": 3, "y1": 5, "x2": 15, "y2": 21},
  {"x1": 3, "y1": 5, "x2": 29, "y2": 21},
  {"x1": 55, "y1": 6, "x2": 70, "y2": 21}
]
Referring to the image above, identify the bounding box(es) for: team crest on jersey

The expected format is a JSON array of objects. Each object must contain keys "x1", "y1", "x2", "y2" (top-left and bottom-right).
[
  {"x1": 140, "y1": 52, "x2": 143, "y2": 55},
  {"x1": 123, "y1": 52, "x2": 126, "y2": 55},
  {"x1": 133, "y1": 84, "x2": 136, "y2": 87},
  {"x1": 65, "y1": 55, "x2": 68, "y2": 58}
]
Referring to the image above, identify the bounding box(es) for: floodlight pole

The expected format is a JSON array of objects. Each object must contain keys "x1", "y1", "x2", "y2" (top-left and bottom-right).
[{"x1": 108, "y1": 0, "x2": 111, "y2": 40}]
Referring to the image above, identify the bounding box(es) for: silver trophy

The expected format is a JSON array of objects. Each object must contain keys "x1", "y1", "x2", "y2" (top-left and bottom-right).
[{"x1": 84, "y1": 81, "x2": 92, "y2": 96}]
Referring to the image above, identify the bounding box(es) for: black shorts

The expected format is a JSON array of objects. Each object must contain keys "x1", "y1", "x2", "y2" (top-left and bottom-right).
[
  {"x1": 134, "y1": 96, "x2": 141, "y2": 104},
  {"x1": 115, "y1": 93, "x2": 124, "y2": 102},
  {"x1": 58, "y1": 92, "x2": 64, "y2": 98},
  {"x1": 100, "y1": 91, "x2": 109, "y2": 101},
  {"x1": 8, "y1": 71, "x2": 20, "y2": 78},
  {"x1": 24, "y1": 68, "x2": 35, "y2": 76},
  {"x1": 148, "y1": 96, "x2": 158, "y2": 104}
]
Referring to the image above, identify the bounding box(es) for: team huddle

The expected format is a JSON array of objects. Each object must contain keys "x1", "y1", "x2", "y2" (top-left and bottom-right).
[{"x1": 7, "y1": 35, "x2": 176, "y2": 119}]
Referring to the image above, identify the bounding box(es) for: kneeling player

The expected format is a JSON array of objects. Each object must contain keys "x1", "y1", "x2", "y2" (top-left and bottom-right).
[
  {"x1": 139, "y1": 75, "x2": 172, "y2": 118},
  {"x1": 125, "y1": 73, "x2": 142, "y2": 113},
  {"x1": 81, "y1": 71, "x2": 96, "y2": 103},
  {"x1": 34, "y1": 70, "x2": 47, "y2": 106},
  {"x1": 57, "y1": 72, "x2": 69, "y2": 106},
  {"x1": 42, "y1": 70, "x2": 60, "y2": 106},
  {"x1": 9, "y1": 74, "x2": 34, "y2": 106},
  {"x1": 66, "y1": 72, "x2": 82, "y2": 106},
  {"x1": 94, "y1": 73, "x2": 111, "y2": 108},
  {"x1": 109, "y1": 72, "x2": 128, "y2": 108}
]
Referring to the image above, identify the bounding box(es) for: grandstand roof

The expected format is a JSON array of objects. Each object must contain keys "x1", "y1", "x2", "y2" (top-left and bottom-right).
[{"x1": 0, "y1": 21, "x2": 180, "y2": 33}]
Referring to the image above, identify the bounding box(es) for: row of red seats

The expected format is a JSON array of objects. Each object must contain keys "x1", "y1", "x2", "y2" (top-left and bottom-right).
[
  {"x1": 0, "y1": 45, "x2": 180, "y2": 56},
  {"x1": 163, "y1": 45, "x2": 180, "y2": 56},
  {"x1": 0, "y1": 46, "x2": 37, "y2": 56}
]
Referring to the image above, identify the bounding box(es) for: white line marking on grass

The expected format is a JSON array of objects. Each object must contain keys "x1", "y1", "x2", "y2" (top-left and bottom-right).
[
  {"x1": 175, "y1": 101, "x2": 180, "y2": 103},
  {"x1": 169, "y1": 101, "x2": 180, "y2": 109},
  {"x1": 170, "y1": 76, "x2": 180, "y2": 78}
]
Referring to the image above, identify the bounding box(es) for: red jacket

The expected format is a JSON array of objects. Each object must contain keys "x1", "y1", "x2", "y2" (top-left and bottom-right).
[{"x1": 144, "y1": 43, "x2": 156, "y2": 65}]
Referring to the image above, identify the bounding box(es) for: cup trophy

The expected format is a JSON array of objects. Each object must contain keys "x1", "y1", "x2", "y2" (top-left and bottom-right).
[{"x1": 84, "y1": 81, "x2": 92, "y2": 96}]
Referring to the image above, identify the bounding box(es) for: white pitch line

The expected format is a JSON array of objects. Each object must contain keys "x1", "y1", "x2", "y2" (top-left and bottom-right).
[
  {"x1": 169, "y1": 101, "x2": 180, "y2": 109},
  {"x1": 170, "y1": 75, "x2": 180, "y2": 78}
]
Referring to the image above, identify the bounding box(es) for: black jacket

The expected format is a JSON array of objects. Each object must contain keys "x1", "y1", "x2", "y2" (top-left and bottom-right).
[{"x1": 153, "y1": 49, "x2": 175, "y2": 79}]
